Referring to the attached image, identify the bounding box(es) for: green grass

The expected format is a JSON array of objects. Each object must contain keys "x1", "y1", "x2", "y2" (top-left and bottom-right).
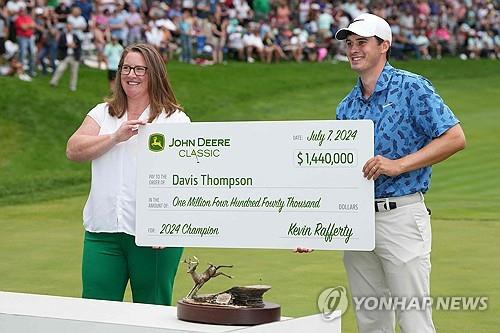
[
  {"x1": 0, "y1": 197, "x2": 498, "y2": 331},
  {"x1": 1, "y1": 59, "x2": 499, "y2": 220},
  {"x1": 1, "y1": 59, "x2": 499, "y2": 331}
]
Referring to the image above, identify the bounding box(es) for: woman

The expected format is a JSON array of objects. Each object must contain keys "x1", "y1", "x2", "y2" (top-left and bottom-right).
[
  {"x1": 36, "y1": 9, "x2": 59, "y2": 75},
  {"x1": 66, "y1": 44, "x2": 188, "y2": 305},
  {"x1": 179, "y1": 10, "x2": 194, "y2": 63},
  {"x1": 91, "y1": 8, "x2": 111, "y2": 69},
  {"x1": 210, "y1": 12, "x2": 228, "y2": 64},
  {"x1": 262, "y1": 31, "x2": 285, "y2": 63}
]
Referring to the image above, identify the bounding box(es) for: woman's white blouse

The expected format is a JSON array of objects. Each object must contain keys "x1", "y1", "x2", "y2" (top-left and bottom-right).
[{"x1": 83, "y1": 102, "x2": 190, "y2": 235}]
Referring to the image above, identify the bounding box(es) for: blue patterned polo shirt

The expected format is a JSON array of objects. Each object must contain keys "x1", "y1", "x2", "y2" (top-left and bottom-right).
[{"x1": 336, "y1": 63, "x2": 459, "y2": 198}]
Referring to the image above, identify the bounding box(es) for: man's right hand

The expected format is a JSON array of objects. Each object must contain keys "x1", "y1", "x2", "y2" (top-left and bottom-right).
[{"x1": 294, "y1": 247, "x2": 314, "y2": 253}]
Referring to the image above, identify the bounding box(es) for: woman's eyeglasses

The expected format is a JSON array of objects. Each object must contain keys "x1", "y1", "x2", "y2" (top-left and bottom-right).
[{"x1": 119, "y1": 65, "x2": 148, "y2": 76}]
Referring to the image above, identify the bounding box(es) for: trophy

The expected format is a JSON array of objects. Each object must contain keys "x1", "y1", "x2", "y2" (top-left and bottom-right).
[{"x1": 177, "y1": 256, "x2": 281, "y2": 325}]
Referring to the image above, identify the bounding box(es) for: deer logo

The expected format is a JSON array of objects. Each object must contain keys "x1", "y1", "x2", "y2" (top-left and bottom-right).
[
  {"x1": 183, "y1": 256, "x2": 233, "y2": 298},
  {"x1": 152, "y1": 136, "x2": 163, "y2": 148},
  {"x1": 148, "y1": 133, "x2": 165, "y2": 152}
]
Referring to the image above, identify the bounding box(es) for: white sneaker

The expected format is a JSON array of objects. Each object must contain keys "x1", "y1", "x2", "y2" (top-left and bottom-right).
[
  {"x1": 334, "y1": 54, "x2": 349, "y2": 62},
  {"x1": 247, "y1": 56, "x2": 255, "y2": 63},
  {"x1": 18, "y1": 73, "x2": 32, "y2": 82}
]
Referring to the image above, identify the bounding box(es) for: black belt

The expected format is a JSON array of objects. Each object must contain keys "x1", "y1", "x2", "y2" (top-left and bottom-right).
[
  {"x1": 374, "y1": 200, "x2": 397, "y2": 212},
  {"x1": 374, "y1": 193, "x2": 427, "y2": 213}
]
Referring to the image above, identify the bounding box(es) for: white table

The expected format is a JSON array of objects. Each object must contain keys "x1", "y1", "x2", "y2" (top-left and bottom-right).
[{"x1": 0, "y1": 291, "x2": 340, "y2": 333}]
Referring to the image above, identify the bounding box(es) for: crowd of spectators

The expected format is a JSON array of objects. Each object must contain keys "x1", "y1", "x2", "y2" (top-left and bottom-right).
[{"x1": 0, "y1": 0, "x2": 499, "y2": 80}]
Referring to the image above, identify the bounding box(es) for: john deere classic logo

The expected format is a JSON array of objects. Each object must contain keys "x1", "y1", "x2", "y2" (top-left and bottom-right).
[{"x1": 149, "y1": 133, "x2": 165, "y2": 152}]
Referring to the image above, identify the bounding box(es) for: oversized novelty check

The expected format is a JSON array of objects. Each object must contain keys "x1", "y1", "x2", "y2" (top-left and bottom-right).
[{"x1": 136, "y1": 121, "x2": 374, "y2": 250}]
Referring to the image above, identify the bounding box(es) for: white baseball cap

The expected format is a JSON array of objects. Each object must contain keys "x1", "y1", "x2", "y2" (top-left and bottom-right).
[{"x1": 335, "y1": 13, "x2": 392, "y2": 45}]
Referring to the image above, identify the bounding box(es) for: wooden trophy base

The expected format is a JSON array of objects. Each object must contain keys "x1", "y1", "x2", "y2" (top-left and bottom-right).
[{"x1": 177, "y1": 300, "x2": 281, "y2": 326}]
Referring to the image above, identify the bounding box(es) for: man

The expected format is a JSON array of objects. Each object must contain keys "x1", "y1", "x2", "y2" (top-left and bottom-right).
[
  {"x1": 108, "y1": 8, "x2": 126, "y2": 44},
  {"x1": 6, "y1": 0, "x2": 26, "y2": 16},
  {"x1": 55, "y1": 1, "x2": 71, "y2": 25},
  {"x1": 14, "y1": 6, "x2": 36, "y2": 77},
  {"x1": 243, "y1": 27, "x2": 264, "y2": 63},
  {"x1": 335, "y1": 13, "x2": 465, "y2": 332},
  {"x1": 75, "y1": 0, "x2": 93, "y2": 23},
  {"x1": 103, "y1": 36, "x2": 123, "y2": 90},
  {"x1": 317, "y1": 5, "x2": 334, "y2": 40},
  {"x1": 67, "y1": 6, "x2": 87, "y2": 41},
  {"x1": 125, "y1": 5, "x2": 143, "y2": 45},
  {"x1": 50, "y1": 23, "x2": 82, "y2": 91}
]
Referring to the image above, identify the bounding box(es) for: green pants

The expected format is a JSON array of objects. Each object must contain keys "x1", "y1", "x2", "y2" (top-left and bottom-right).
[{"x1": 82, "y1": 231, "x2": 183, "y2": 305}]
